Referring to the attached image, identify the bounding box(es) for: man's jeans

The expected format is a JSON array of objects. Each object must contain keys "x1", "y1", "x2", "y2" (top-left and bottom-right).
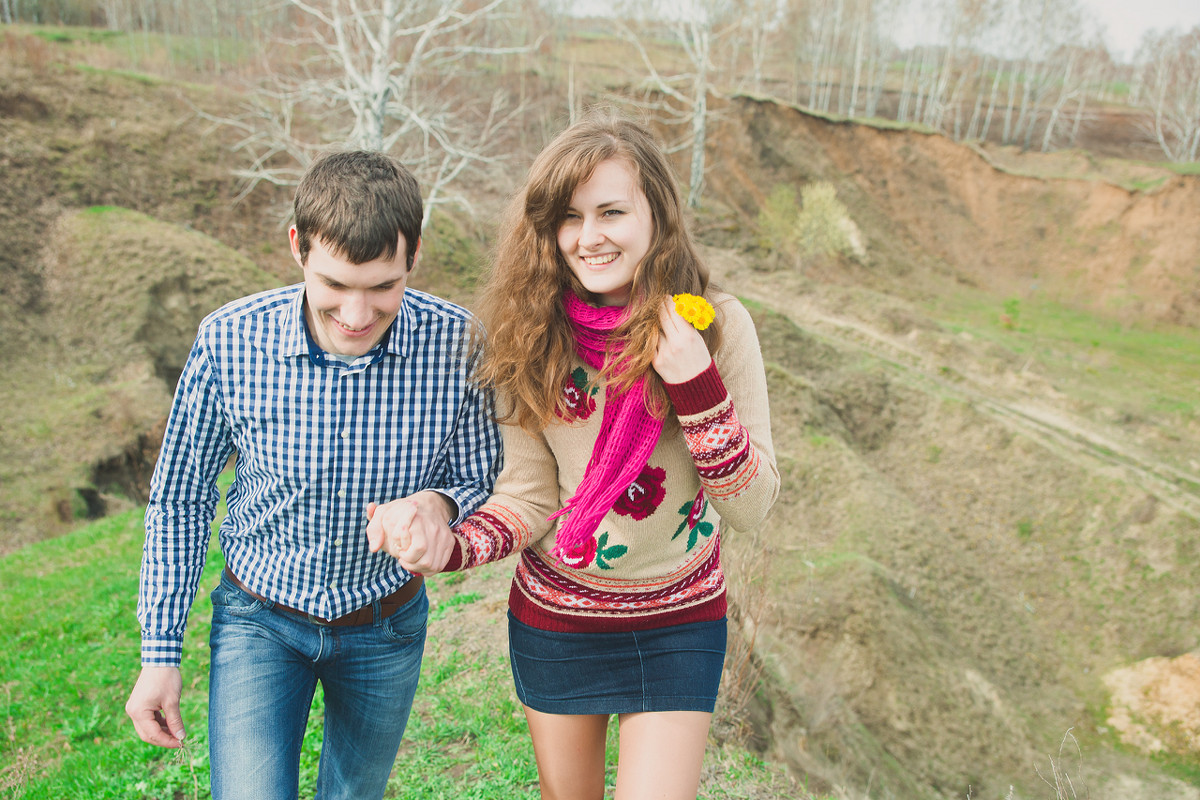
[{"x1": 207, "y1": 570, "x2": 428, "y2": 800}]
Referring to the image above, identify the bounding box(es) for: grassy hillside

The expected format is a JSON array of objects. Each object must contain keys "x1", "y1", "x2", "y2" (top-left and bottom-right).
[{"x1": 4, "y1": 21, "x2": 1200, "y2": 800}]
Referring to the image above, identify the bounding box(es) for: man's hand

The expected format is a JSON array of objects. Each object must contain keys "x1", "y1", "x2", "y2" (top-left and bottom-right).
[
  {"x1": 366, "y1": 490, "x2": 457, "y2": 574},
  {"x1": 126, "y1": 666, "x2": 185, "y2": 748}
]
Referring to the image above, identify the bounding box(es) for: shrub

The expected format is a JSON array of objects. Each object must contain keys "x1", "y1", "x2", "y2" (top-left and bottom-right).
[
  {"x1": 755, "y1": 181, "x2": 864, "y2": 268},
  {"x1": 797, "y1": 181, "x2": 862, "y2": 261}
]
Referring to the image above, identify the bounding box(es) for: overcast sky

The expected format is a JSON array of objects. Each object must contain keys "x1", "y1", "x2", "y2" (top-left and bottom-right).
[
  {"x1": 1082, "y1": 0, "x2": 1200, "y2": 60},
  {"x1": 569, "y1": 0, "x2": 1200, "y2": 63}
]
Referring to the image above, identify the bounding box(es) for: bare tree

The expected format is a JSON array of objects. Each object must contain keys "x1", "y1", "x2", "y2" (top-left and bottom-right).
[
  {"x1": 619, "y1": 0, "x2": 737, "y2": 207},
  {"x1": 201, "y1": 0, "x2": 533, "y2": 229},
  {"x1": 1139, "y1": 26, "x2": 1200, "y2": 162},
  {"x1": 735, "y1": 0, "x2": 782, "y2": 95},
  {"x1": 1039, "y1": 43, "x2": 1081, "y2": 151}
]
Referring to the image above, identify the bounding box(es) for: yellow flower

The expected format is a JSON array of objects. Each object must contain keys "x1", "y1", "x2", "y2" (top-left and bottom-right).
[{"x1": 672, "y1": 293, "x2": 715, "y2": 331}]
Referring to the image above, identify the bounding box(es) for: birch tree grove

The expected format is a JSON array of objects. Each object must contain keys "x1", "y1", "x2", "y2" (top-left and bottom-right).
[
  {"x1": 769, "y1": 0, "x2": 1131, "y2": 153},
  {"x1": 203, "y1": 0, "x2": 533, "y2": 229},
  {"x1": 1139, "y1": 27, "x2": 1200, "y2": 162}
]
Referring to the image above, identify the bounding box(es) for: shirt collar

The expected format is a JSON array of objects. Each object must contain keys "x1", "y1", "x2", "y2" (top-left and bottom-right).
[{"x1": 279, "y1": 283, "x2": 413, "y2": 365}]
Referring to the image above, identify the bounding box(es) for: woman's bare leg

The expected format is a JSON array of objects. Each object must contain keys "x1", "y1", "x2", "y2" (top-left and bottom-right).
[
  {"x1": 522, "y1": 705, "x2": 609, "y2": 800},
  {"x1": 614, "y1": 711, "x2": 712, "y2": 800}
]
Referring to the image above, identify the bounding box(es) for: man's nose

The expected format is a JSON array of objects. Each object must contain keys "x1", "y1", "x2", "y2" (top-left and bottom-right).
[{"x1": 341, "y1": 293, "x2": 373, "y2": 327}]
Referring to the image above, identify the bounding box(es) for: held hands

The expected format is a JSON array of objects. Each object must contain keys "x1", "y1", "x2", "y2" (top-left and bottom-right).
[
  {"x1": 366, "y1": 490, "x2": 457, "y2": 574},
  {"x1": 126, "y1": 666, "x2": 185, "y2": 749},
  {"x1": 652, "y1": 296, "x2": 713, "y2": 384}
]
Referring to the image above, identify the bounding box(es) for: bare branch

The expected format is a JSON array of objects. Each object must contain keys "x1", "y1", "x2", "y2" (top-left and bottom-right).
[{"x1": 201, "y1": 0, "x2": 536, "y2": 228}]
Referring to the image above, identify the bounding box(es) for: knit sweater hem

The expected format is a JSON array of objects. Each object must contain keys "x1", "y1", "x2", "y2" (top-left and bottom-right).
[{"x1": 508, "y1": 584, "x2": 727, "y2": 632}]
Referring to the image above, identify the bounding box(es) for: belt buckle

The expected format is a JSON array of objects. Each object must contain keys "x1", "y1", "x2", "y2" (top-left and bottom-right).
[{"x1": 304, "y1": 611, "x2": 337, "y2": 626}]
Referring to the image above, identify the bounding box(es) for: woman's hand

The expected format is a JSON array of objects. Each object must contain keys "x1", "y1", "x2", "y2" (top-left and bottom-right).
[
  {"x1": 652, "y1": 296, "x2": 712, "y2": 384},
  {"x1": 365, "y1": 491, "x2": 458, "y2": 574}
]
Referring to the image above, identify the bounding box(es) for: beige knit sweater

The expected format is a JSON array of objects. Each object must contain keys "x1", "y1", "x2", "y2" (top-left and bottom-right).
[{"x1": 445, "y1": 292, "x2": 779, "y2": 632}]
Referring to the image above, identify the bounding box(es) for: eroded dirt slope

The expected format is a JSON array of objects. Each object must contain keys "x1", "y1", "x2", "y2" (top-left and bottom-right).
[
  {"x1": 695, "y1": 98, "x2": 1200, "y2": 798},
  {"x1": 709, "y1": 95, "x2": 1200, "y2": 328}
]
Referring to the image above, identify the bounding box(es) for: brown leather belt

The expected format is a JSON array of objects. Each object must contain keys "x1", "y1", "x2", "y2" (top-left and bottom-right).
[{"x1": 224, "y1": 567, "x2": 423, "y2": 627}]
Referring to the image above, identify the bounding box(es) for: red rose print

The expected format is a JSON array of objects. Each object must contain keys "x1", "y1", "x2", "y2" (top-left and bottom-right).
[
  {"x1": 558, "y1": 534, "x2": 598, "y2": 569},
  {"x1": 613, "y1": 466, "x2": 666, "y2": 520},
  {"x1": 555, "y1": 366, "x2": 598, "y2": 421},
  {"x1": 672, "y1": 490, "x2": 711, "y2": 551}
]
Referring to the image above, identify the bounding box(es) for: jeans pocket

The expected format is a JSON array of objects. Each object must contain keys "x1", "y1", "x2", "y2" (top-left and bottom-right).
[
  {"x1": 210, "y1": 573, "x2": 266, "y2": 617},
  {"x1": 378, "y1": 586, "x2": 429, "y2": 644}
]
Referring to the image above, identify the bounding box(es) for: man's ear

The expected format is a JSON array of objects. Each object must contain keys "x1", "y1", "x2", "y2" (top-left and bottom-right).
[
  {"x1": 288, "y1": 225, "x2": 305, "y2": 270},
  {"x1": 408, "y1": 237, "x2": 422, "y2": 273}
]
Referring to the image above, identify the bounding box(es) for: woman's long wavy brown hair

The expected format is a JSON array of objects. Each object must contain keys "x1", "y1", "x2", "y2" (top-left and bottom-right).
[{"x1": 473, "y1": 110, "x2": 718, "y2": 433}]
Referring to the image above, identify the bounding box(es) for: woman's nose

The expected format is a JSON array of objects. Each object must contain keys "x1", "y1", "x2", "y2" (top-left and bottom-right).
[{"x1": 579, "y1": 216, "x2": 604, "y2": 248}]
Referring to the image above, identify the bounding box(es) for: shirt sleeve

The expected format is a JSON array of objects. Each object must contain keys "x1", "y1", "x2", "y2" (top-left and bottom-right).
[
  {"x1": 138, "y1": 333, "x2": 234, "y2": 667},
  {"x1": 662, "y1": 296, "x2": 780, "y2": 532},
  {"x1": 443, "y1": 404, "x2": 560, "y2": 571},
  {"x1": 431, "y1": 360, "x2": 503, "y2": 525}
]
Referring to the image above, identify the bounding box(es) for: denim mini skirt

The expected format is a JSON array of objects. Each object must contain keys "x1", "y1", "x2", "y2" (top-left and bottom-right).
[{"x1": 507, "y1": 612, "x2": 727, "y2": 715}]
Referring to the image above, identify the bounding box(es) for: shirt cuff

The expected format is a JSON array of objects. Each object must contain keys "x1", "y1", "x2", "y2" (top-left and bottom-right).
[
  {"x1": 424, "y1": 489, "x2": 461, "y2": 525},
  {"x1": 141, "y1": 636, "x2": 184, "y2": 668},
  {"x1": 663, "y1": 360, "x2": 726, "y2": 416},
  {"x1": 435, "y1": 487, "x2": 482, "y2": 526}
]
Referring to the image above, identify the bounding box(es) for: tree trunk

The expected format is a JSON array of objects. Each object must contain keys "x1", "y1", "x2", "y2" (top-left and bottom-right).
[
  {"x1": 980, "y1": 57, "x2": 1004, "y2": 142},
  {"x1": 966, "y1": 54, "x2": 990, "y2": 140},
  {"x1": 1041, "y1": 52, "x2": 1076, "y2": 152},
  {"x1": 897, "y1": 48, "x2": 916, "y2": 123},
  {"x1": 688, "y1": 87, "x2": 708, "y2": 208},
  {"x1": 848, "y1": 13, "x2": 866, "y2": 117}
]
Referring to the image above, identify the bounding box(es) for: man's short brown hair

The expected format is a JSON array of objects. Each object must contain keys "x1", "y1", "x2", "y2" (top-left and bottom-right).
[{"x1": 293, "y1": 150, "x2": 423, "y2": 270}]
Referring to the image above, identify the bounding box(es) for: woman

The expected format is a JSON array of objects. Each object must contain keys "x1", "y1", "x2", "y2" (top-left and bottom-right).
[{"x1": 383, "y1": 112, "x2": 778, "y2": 799}]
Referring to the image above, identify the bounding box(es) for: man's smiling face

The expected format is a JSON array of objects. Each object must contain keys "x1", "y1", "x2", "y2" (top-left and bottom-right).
[{"x1": 291, "y1": 227, "x2": 412, "y2": 357}]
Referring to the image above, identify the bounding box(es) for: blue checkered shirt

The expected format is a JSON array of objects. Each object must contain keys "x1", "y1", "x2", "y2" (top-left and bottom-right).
[{"x1": 138, "y1": 284, "x2": 501, "y2": 666}]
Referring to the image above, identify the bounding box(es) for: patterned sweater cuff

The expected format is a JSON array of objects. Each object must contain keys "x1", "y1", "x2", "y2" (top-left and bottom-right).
[
  {"x1": 664, "y1": 360, "x2": 726, "y2": 416},
  {"x1": 444, "y1": 539, "x2": 466, "y2": 572}
]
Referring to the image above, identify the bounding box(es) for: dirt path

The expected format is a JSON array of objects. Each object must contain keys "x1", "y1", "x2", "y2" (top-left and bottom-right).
[{"x1": 724, "y1": 263, "x2": 1200, "y2": 524}]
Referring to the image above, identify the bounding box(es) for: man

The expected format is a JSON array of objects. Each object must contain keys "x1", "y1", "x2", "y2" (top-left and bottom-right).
[{"x1": 125, "y1": 150, "x2": 501, "y2": 800}]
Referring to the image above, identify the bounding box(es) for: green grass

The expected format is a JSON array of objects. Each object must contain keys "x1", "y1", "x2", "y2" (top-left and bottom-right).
[
  {"x1": 1, "y1": 473, "x2": 806, "y2": 799},
  {"x1": 0, "y1": 507, "x2": 218, "y2": 800},
  {"x1": 1158, "y1": 161, "x2": 1200, "y2": 177},
  {"x1": 928, "y1": 290, "x2": 1200, "y2": 424},
  {"x1": 14, "y1": 23, "x2": 258, "y2": 75},
  {"x1": 74, "y1": 64, "x2": 164, "y2": 85}
]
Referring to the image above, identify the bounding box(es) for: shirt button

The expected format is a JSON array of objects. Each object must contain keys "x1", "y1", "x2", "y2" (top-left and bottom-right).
[
  {"x1": 333, "y1": 538, "x2": 343, "y2": 547},
  {"x1": 341, "y1": 429, "x2": 349, "y2": 438},
  {"x1": 337, "y1": 490, "x2": 347, "y2": 498}
]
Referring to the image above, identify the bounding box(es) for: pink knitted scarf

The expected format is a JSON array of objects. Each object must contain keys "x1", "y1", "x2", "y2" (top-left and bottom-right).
[{"x1": 549, "y1": 292, "x2": 663, "y2": 560}]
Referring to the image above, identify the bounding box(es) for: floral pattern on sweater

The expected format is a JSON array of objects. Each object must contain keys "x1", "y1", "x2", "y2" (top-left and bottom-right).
[
  {"x1": 444, "y1": 293, "x2": 779, "y2": 633},
  {"x1": 673, "y1": 489, "x2": 713, "y2": 552},
  {"x1": 554, "y1": 366, "x2": 599, "y2": 421},
  {"x1": 613, "y1": 465, "x2": 666, "y2": 520}
]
